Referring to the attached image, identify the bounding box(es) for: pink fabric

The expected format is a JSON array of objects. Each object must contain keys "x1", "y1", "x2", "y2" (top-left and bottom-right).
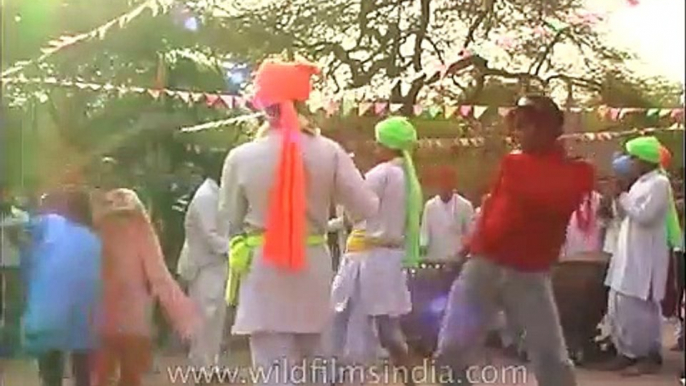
[{"x1": 96, "y1": 189, "x2": 199, "y2": 339}]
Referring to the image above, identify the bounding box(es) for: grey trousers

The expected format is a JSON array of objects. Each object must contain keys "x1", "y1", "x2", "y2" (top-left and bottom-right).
[{"x1": 435, "y1": 257, "x2": 576, "y2": 386}]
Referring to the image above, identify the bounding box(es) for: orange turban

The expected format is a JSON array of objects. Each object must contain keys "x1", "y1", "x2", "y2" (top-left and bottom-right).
[
  {"x1": 253, "y1": 60, "x2": 320, "y2": 272},
  {"x1": 659, "y1": 145, "x2": 672, "y2": 169}
]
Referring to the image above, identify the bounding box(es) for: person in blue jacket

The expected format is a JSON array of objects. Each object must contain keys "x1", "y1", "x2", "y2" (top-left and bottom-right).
[{"x1": 20, "y1": 188, "x2": 102, "y2": 386}]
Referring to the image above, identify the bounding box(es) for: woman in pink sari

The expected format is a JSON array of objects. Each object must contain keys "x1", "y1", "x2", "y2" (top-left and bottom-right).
[{"x1": 93, "y1": 188, "x2": 199, "y2": 386}]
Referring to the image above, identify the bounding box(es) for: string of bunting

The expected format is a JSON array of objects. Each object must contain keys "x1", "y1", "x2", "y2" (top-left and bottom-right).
[
  {"x1": 4, "y1": 76, "x2": 684, "y2": 123},
  {"x1": 2, "y1": 0, "x2": 172, "y2": 78},
  {"x1": 374, "y1": 125, "x2": 684, "y2": 150}
]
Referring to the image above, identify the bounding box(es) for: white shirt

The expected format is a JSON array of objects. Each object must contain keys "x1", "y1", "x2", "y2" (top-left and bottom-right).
[
  {"x1": 349, "y1": 159, "x2": 409, "y2": 247},
  {"x1": 420, "y1": 193, "x2": 474, "y2": 261},
  {"x1": 605, "y1": 170, "x2": 671, "y2": 302},
  {"x1": 560, "y1": 191, "x2": 603, "y2": 260},
  {"x1": 177, "y1": 178, "x2": 227, "y2": 281}
]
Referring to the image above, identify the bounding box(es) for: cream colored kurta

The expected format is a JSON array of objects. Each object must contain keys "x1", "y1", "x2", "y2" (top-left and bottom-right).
[
  {"x1": 218, "y1": 130, "x2": 378, "y2": 335},
  {"x1": 420, "y1": 194, "x2": 474, "y2": 261},
  {"x1": 605, "y1": 170, "x2": 671, "y2": 302},
  {"x1": 329, "y1": 159, "x2": 413, "y2": 363}
]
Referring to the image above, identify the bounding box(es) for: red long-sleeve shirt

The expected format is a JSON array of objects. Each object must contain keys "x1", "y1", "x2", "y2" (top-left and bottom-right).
[{"x1": 467, "y1": 146, "x2": 595, "y2": 271}]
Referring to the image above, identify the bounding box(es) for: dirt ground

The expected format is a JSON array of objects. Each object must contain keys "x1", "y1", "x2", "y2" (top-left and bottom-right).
[{"x1": 1, "y1": 325, "x2": 683, "y2": 386}]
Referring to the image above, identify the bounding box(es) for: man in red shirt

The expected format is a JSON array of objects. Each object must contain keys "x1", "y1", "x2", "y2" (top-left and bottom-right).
[{"x1": 435, "y1": 96, "x2": 594, "y2": 386}]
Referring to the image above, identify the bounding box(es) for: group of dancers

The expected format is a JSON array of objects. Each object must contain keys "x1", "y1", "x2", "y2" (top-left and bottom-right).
[{"x1": 5, "y1": 57, "x2": 682, "y2": 386}]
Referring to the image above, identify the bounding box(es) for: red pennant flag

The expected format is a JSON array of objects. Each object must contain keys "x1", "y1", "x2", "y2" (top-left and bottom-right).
[
  {"x1": 374, "y1": 103, "x2": 388, "y2": 115},
  {"x1": 671, "y1": 108, "x2": 684, "y2": 121},
  {"x1": 459, "y1": 105, "x2": 473, "y2": 117},
  {"x1": 609, "y1": 108, "x2": 621, "y2": 121},
  {"x1": 413, "y1": 104, "x2": 424, "y2": 116},
  {"x1": 205, "y1": 94, "x2": 220, "y2": 107}
]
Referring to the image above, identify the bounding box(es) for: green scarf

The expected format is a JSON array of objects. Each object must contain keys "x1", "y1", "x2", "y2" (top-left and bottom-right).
[
  {"x1": 375, "y1": 117, "x2": 423, "y2": 267},
  {"x1": 625, "y1": 136, "x2": 683, "y2": 249}
]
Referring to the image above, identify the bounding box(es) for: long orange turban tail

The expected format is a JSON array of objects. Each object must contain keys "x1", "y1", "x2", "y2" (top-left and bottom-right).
[{"x1": 252, "y1": 60, "x2": 320, "y2": 272}]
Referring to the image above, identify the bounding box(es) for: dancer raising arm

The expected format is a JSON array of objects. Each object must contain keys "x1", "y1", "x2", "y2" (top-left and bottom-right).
[{"x1": 435, "y1": 95, "x2": 594, "y2": 386}]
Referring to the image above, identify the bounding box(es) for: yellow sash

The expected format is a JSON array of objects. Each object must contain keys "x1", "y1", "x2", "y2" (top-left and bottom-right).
[
  {"x1": 345, "y1": 229, "x2": 403, "y2": 253},
  {"x1": 225, "y1": 234, "x2": 326, "y2": 306}
]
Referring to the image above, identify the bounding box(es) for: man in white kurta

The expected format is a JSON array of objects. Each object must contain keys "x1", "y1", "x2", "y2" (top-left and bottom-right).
[
  {"x1": 420, "y1": 168, "x2": 474, "y2": 262},
  {"x1": 604, "y1": 137, "x2": 671, "y2": 375},
  {"x1": 217, "y1": 60, "x2": 378, "y2": 386},
  {"x1": 177, "y1": 160, "x2": 228, "y2": 379}
]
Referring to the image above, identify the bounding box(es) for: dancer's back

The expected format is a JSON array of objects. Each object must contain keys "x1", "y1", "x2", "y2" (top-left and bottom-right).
[{"x1": 219, "y1": 129, "x2": 377, "y2": 334}]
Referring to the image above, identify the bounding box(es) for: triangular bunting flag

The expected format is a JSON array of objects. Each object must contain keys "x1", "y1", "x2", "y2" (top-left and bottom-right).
[
  {"x1": 176, "y1": 91, "x2": 191, "y2": 104},
  {"x1": 413, "y1": 105, "x2": 424, "y2": 116},
  {"x1": 74, "y1": 82, "x2": 88, "y2": 90},
  {"x1": 498, "y1": 107, "x2": 512, "y2": 117},
  {"x1": 459, "y1": 105, "x2": 473, "y2": 117},
  {"x1": 147, "y1": 89, "x2": 162, "y2": 99},
  {"x1": 428, "y1": 105, "x2": 442, "y2": 118},
  {"x1": 609, "y1": 108, "x2": 621, "y2": 121},
  {"x1": 671, "y1": 109, "x2": 684, "y2": 120},
  {"x1": 219, "y1": 95, "x2": 234, "y2": 109},
  {"x1": 390, "y1": 103, "x2": 404, "y2": 113},
  {"x1": 659, "y1": 109, "x2": 672, "y2": 117},
  {"x1": 205, "y1": 94, "x2": 220, "y2": 107},
  {"x1": 234, "y1": 97, "x2": 246, "y2": 108},
  {"x1": 473, "y1": 106, "x2": 488, "y2": 119},
  {"x1": 191, "y1": 93, "x2": 204, "y2": 103},
  {"x1": 374, "y1": 103, "x2": 388, "y2": 115},
  {"x1": 358, "y1": 102, "x2": 373, "y2": 116},
  {"x1": 646, "y1": 108, "x2": 660, "y2": 117},
  {"x1": 341, "y1": 98, "x2": 355, "y2": 116},
  {"x1": 445, "y1": 105, "x2": 458, "y2": 119}
]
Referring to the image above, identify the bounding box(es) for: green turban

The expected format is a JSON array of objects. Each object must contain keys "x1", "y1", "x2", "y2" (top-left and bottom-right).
[
  {"x1": 375, "y1": 116, "x2": 418, "y2": 151},
  {"x1": 625, "y1": 136, "x2": 661, "y2": 164},
  {"x1": 625, "y1": 136, "x2": 682, "y2": 249},
  {"x1": 374, "y1": 117, "x2": 423, "y2": 267}
]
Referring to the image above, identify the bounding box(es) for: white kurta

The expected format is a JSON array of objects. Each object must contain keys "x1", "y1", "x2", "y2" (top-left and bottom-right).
[
  {"x1": 218, "y1": 130, "x2": 378, "y2": 335},
  {"x1": 602, "y1": 201, "x2": 623, "y2": 256},
  {"x1": 605, "y1": 170, "x2": 671, "y2": 302},
  {"x1": 181, "y1": 178, "x2": 229, "y2": 368},
  {"x1": 560, "y1": 191, "x2": 603, "y2": 260},
  {"x1": 329, "y1": 160, "x2": 413, "y2": 363},
  {"x1": 420, "y1": 194, "x2": 474, "y2": 261}
]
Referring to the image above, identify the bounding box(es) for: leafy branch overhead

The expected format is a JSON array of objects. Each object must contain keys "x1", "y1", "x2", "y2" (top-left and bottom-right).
[{"x1": 204, "y1": 0, "x2": 636, "y2": 108}]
